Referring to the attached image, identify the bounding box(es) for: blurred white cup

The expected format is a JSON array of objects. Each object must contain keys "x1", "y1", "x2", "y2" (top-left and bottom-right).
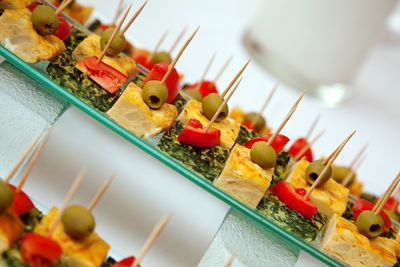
[{"x1": 244, "y1": 0, "x2": 398, "y2": 106}]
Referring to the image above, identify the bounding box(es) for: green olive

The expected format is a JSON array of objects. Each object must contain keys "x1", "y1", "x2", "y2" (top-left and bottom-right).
[
  {"x1": 152, "y1": 51, "x2": 172, "y2": 64},
  {"x1": 183, "y1": 89, "x2": 203, "y2": 101},
  {"x1": 142, "y1": 80, "x2": 168, "y2": 109},
  {"x1": 100, "y1": 27, "x2": 126, "y2": 57},
  {"x1": 201, "y1": 93, "x2": 228, "y2": 122},
  {"x1": 62, "y1": 205, "x2": 95, "y2": 240},
  {"x1": 31, "y1": 5, "x2": 59, "y2": 36},
  {"x1": 244, "y1": 112, "x2": 266, "y2": 131},
  {"x1": 250, "y1": 141, "x2": 277, "y2": 169},
  {"x1": 332, "y1": 165, "x2": 356, "y2": 185},
  {"x1": 0, "y1": 182, "x2": 14, "y2": 214},
  {"x1": 305, "y1": 159, "x2": 332, "y2": 186},
  {"x1": 356, "y1": 210, "x2": 384, "y2": 238}
]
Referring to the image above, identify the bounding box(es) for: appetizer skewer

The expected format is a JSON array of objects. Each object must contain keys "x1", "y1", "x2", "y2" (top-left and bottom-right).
[
  {"x1": 215, "y1": 92, "x2": 304, "y2": 208},
  {"x1": 107, "y1": 27, "x2": 199, "y2": 138}
]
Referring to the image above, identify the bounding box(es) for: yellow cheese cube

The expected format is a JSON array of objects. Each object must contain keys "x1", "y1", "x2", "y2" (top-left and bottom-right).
[
  {"x1": 214, "y1": 144, "x2": 273, "y2": 208},
  {"x1": 321, "y1": 214, "x2": 398, "y2": 266},
  {"x1": 286, "y1": 158, "x2": 349, "y2": 218},
  {"x1": 35, "y1": 207, "x2": 110, "y2": 267},
  {"x1": 107, "y1": 83, "x2": 177, "y2": 138},
  {"x1": 0, "y1": 210, "x2": 23, "y2": 254},
  {"x1": 72, "y1": 34, "x2": 136, "y2": 77},
  {"x1": 178, "y1": 99, "x2": 240, "y2": 149}
]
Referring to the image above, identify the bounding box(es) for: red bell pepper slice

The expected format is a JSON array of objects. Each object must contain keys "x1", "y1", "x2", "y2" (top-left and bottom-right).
[
  {"x1": 241, "y1": 121, "x2": 257, "y2": 132},
  {"x1": 288, "y1": 138, "x2": 314, "y2": 162},
  {"x1": 184, "y1": 81, "x2": 218, "y2": 98},
  {"x1": 9, "y1": 184, "x2": 35, "y2": 216},
  {"x1": 54, "y1": 15, "x2": 71, "y2": 41},
  {"x1": 177, "y1": 119, "x2": 221, "y2": 148},
  {"x1": 353, "y1": 199, "x2": 392, "y2": 232},
  {"x1": 20, "y1": 233, "x2": 62, "y2": 267},
  {"x1": 244, "y1": 134, "x2": 290, "y2": 153},
  {"x1": 143, "y1": 63, "x2": 180, "y2": 103},
  {"x1": 76, "y1": 56, "x2": 127, "y2": 94},
  {"x1": 271, "y1": 182, "x2": 317, "y2": 220},
  {"x1": 112, "y1": 256, "x2": 141, "y2": 267},
  {"x1": 383, "y1": 196, "x2": 398, "y2": 213}
]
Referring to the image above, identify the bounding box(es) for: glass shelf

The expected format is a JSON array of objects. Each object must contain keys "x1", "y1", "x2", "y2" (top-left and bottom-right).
[{"x1": 0, "y1": 45, "x2": 345, "y2": 267}]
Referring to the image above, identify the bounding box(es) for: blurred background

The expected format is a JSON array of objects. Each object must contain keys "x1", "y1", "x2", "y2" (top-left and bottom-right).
[{"x1": 2, "y1": 0, "x2": 400, "y2": 266}]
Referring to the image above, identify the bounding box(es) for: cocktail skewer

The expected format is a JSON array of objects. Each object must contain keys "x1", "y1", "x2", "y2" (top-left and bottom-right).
[
  {"x1": 205, "y1": 78, "x2": 243, "y2": 132},
  {"x1": 131, "y1": 214, "x2": 172, "y2": 267},
  {"x1": 303, "y1": 131, "x2": 356, "y2": 199}
]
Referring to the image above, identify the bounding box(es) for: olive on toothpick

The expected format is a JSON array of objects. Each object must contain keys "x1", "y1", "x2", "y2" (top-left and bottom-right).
[
  {"x1": 250, "y1": 92, "x2": 305, "y2": 170},
  {"x1": 202, "y1": 59, "x2": 250, "y2": 121},
  {"x1": 303, "y1": 131, "x2": 356, "y2": 199},
  {"x1": 98, "y1": 4, "x2": 132, "y2": 61},
  {"x1": 204, "y1": 78, "x2": 243, "y2": 132},
  {"x1": 142, "y1": 27, "x2": 200, "y2": 109}
]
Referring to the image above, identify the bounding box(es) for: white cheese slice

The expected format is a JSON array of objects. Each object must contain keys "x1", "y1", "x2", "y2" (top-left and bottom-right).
[
  {"x1": 214, "y1": 144, "x2": 273, "y2": 208},
  {"x1": 321, "y1": 214, "x2": 398, "y2": 267},
  {"x1": 0, "y1": 9, "x2": 65, "y2": 63},
  {"x1": 107, "y1": 83, "x2": 177, "y2": 138}
]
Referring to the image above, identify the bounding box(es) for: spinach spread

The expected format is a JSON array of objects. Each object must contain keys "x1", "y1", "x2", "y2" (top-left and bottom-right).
[
  {"x1": 171, "y1": 93, "x2": 188, "y2": 114},
  {"x1": 342, "y1": 201, "x2": 354, "y2": 221},
  {"x1": 235, "y1": 125, "x2": 258, "y2": 145},
  {"x1": 47, "y1": 28, "x2": 118, "y2": 112},
  {"x1": 257, "y1": 192, "x2": 327, "y2": 242},
  {"x1": 158, "y1": 122, "x2": 230, "y2": 182},
  {"x1": 271, "y1": 151, "x2": 291, "y2": 186}
]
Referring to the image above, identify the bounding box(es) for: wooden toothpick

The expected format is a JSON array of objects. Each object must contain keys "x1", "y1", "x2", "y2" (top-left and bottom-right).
[
  {"x1": 121, "y1": 1, "x2": 148, "y2": 34},
  {"x1": 266, "y1": 92, "x2": 305, "y2": 146},
  {"x1": 131, "y1": 215, "x2": 172, "y2": 267},
  {"x1": 112, "y1": 0, "x2": 125, "y2": 26},
  {"x1": 15, "y1": 136, "x2": 49, "y2": 192},
  {"x1": 48, "y1": 168, "x2": 86, "y2": 236},
  {"x1": 5, "y1": 136, "x2": 42, "y2": 183},
  {"x1": 341, "y1": 154, "x2": 366, "y2": 187},
  {"x1": 193, "y1": 52, "x2": 217, "y2": 92},
  {"x1": 349, "y1": 143, "x2": 368, "y2": 168},
  {"x1": 305, "y1": 114, "x2": 320, "y2": 140},
  {"x1": 214, "y1": 55, "x2": 233, "y2": 83},
  {"x1": 220, "y1": 59, "x2": 251, "y2": 98},
  {"x1": 168, "y1": 26, "x2": 187, "y2": 54},
  {"x1": 205, "y1": 78, "x2": 243, "y2": 132},
  {"x1": 160, "y1": 27, "x2": 200, "y2": 84},
  {"x1": 224, "y1": 255, "x2": 235, "y2": 267},
  {"x1": 251, "y1": 82, "x2": 279, "y2": 128},
  {"x1": 98, "y1": 4, "x2": 133, "y2": 63},
  {"x1": 293, "y1": 129, "x2": 326, "y2": 161},
  {"x1": 87, "y1": 174, "x2": 115, "y2": 211},
  {"x1": 373, "y1": 172, "x2": 400, "y2": 215},
  {"x1": 55, "y1": 0, "x2": 74, "y2": 15},
  {"x1": 303, "y1": 131, "x2": 356, "y2": 200},
  {"x1": 147, "y1": 30, "x2": 169, "y2": 64}
]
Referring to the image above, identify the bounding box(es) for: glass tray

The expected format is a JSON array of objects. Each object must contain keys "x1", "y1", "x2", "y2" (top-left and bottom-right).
[{"x1": 0, "y1": 45, "x2": 344, "y2": 266}]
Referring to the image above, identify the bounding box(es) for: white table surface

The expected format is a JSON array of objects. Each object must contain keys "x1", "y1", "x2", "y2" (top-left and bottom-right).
[{"x1": 20, "y1": 0, "x2": 400, "y2": 266}]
